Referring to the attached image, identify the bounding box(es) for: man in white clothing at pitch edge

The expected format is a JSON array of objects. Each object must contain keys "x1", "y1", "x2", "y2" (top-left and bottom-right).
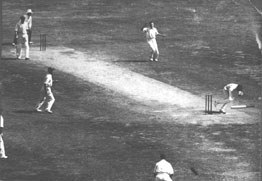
[
  {"x1": 35, "y1": 67, "x2": 56, "y2": 114},
  {"x1": 0, "y1": 113, "x2": 8, "y2": 159},
  {"x1": 141, "y1": 21, "x2": 166, "y2": 62},
  {"x1": 15, "y1": 15, "x2": 30, "y2": 60},
  {"x1": 153, "y1": 154, "x2": 174, "y2": 181}
]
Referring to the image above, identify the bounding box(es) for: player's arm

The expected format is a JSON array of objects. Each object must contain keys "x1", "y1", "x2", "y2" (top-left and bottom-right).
[
  {"x1": 155, "y1": 29, "x2": 166, "y2": 37},
  {"x1": 28, "y1": 17, "x2": 32, "y2": 30},
  {"x1": 153, "y1": 165, "x2": 157, "y2": 177},
  {"x1": 141, "y1": 24, "x2": 148, "y2": 31},
  {"x1": 14, "y1": 24, "x2": 19, "y2": 37},
  {"x1": 157, "y1": 32, "x2": 166, "y2": 37}
]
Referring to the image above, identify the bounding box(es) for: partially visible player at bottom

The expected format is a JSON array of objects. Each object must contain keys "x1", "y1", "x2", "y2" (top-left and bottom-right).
[
  {"x1": 141, "y1": 21, "x2": 166, "y2": 62},
  {"x1": 0, "y1": 112, "x2": 8, "y2": 159},
  {"x1": 215, "y1": 83, "x2": 244, "y2": 114},
  {"x1": 35, "y1": 67, "x2": 56, "y2": 114},
  {"x1": 153, "y1": 153, "x2": 174, "y2": 181}
]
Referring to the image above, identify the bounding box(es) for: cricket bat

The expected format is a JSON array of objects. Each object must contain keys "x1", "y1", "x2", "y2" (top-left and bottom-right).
[{"x1": 231, "y1": 105, "x2": 255, "y2": 109}]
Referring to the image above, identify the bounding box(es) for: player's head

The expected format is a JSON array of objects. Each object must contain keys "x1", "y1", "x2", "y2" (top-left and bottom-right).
[
  {"x1": 149, "y1": 21, "x2": 154, "y2": 28},
  {"x1": 160, "y1": 153, "x2": 166, "y2": 160},
  {"x1": 20, "y1": 15, "x2": 26, "y2": 23},
  {"x1": 236, "y1": 84, "x2": 244, "y2": 96},
  {"x1": 26, "y1": 9, "x2": 33, "y2": 16},
  {"x1": 47, "y1": 67, "x2": 55, "y2": 74}
]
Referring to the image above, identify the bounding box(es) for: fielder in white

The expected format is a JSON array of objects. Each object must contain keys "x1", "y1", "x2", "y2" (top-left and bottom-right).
[
  {"x1": 12, "y1": 9, "x2": 33, "y2": 46},
  {"x1": 15, "y1": 15, "x2": 30, "y2": 60},
  {"x1": 153, "y1": 154, "x2": 174, "y2": 181},
  {"x1": 215, "y1": 83, "x2": 244, "y2": 114},
  {"x1": 141, "y1": 21, "x2": 166, "y2": 61},
  {"x1": 0, "y1": 114, "x2": 8, "y2": 159},
  {"x1": 35, "y1": 67, "x2": 56, "y2": 114}
]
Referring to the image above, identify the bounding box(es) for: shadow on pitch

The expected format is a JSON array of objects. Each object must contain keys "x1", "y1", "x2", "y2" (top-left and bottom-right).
[
  {"x1": 114, "y1": 59, "x2": 149, "y2": 63},
  {"x1": 204, "y1": 110, "x2": 224, "y2": 115}
]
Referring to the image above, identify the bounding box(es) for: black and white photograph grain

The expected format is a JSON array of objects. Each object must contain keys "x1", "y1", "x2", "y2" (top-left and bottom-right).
[{"x1": 0, "y1": 0, "x2": 261, "y2": 180}]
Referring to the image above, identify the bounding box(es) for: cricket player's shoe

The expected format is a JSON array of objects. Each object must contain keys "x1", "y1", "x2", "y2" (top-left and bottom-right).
[
  {"x1": 150, "y1": 58, "x2": 154, "y2": 61},
  {"x1": 154, "y1": 59, "x2": 158, "y2": 62},
  {"x1": 219, "y1": 109, "x2": 226, "y2": 114},
  {"x1": 1, "y1": 155, "x2": 8, "y2": 159},
  {"x1": 12, "y1": 43, "x2": 16, "y2": 46},
  {"x1": 35, "y1": 108, "x2": 42, "y2": 112},
  {"x1": 45, "y1": 109, "x2": 53, "y2": 114}
]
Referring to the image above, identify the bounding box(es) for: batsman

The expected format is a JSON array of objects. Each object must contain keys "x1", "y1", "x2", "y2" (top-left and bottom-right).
[{"x1": 215, "y1": 83, "x2": 244, "y2": 114}]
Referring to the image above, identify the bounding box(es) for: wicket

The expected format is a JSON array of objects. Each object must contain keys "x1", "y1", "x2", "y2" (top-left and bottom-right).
[
  {"x1": 40, "y1": 34, "x2": 46, "y2": 51},
  {"x1": 205, "y1": 95, "x2": 212, "y2": 114}
]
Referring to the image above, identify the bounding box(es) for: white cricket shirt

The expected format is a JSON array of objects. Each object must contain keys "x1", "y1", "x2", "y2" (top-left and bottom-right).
[
  {"x1": 143, "y1": 27, "x2": 159, "y2": 41},
  {"x1": 44, "y1": 74, "x2": 53, "y2": 87},
  {"x1": 154, "y1": 159, "x2": 174, "y2": 175},
  {"x1": 224, "y1": 83, "x2": 238, "y2": 92},
  {"x1": 15, "y1": 22, "x2": 28, "y2": 37}
]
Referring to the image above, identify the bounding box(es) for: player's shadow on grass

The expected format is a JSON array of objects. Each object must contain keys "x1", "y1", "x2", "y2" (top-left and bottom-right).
[
  {"x1": 114, "y1": 59, "x2": 149, "y2": 63},
  {"x1": 1, "y1": 57, "x2": 18, "y2": 61},
  {"x1": 2, "y1": 42, "x2": 12, "y2": 46},
  {"x1": 13, "y1": 110, "x2": 37, "y2": 114},
  {"x1": 204, "y1": 110, "x2": 223, "y2": 115}
]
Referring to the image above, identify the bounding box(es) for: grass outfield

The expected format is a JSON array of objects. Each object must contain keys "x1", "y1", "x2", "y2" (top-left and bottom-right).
[{"x1": 1, "y1": 0, "x2": 262, "y2": 180}]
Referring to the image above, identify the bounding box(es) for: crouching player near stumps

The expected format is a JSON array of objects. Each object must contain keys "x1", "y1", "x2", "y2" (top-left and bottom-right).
[
  {"x1": 215, "y1": 83, "x2": 244, "y2": 114},
  {"x1": 141, "y1": 21, "x2": 166, "y2": 62},
  {"x1": 35, "y1": 67, "x2": 55, "y2": 114}
]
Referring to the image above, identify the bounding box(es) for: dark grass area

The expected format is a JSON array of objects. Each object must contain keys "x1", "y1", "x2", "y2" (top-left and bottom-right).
[
  {"x1": 0, "y1": 59, "x2": 260, "y2": 180},
  {"x1": 1, "y1": 0, "x2": 262, "y2": 180}
]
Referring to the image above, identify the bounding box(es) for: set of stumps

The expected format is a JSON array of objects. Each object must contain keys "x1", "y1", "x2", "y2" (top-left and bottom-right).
[
  {"x1": 40, "y1": 34, "x2": 46, "y2": 51},
  {"x1": 205, "y1": 94, "x2": 213, "y2": 114},
  {"x1": 205, "y1": 94, "x2": 254, "y2": 114}
]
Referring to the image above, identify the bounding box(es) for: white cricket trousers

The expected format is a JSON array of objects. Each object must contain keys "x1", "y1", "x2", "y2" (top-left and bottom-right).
[
  {"x1": 0, "y1": 135, "x2": 7, "y2": 158},
  {"x1": 16, "y1": 35, "x2": 29, "y2": 59},
  {"x1": 155, "y1": 173, "x2": 173, "y2": 181},
  {"x1": 147, "y1": 39, "x2": 159, "y2": 59},
  {"x1": 36, "y1": 87, "x2": 55, "y2": 111}
]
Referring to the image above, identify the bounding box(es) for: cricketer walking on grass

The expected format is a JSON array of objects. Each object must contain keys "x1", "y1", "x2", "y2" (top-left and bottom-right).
[{"x1": 35, "y1": 67, "x2": 56, "y2": 114}]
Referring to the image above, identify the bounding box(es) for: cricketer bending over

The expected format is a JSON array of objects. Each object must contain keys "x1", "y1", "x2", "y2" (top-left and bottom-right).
[
  {"x1": 215, "y1": 83, "x2": 244, "y2": 114},
  {"x1": 141, "y1": 21, "x2": 166, "y2": 62}
]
